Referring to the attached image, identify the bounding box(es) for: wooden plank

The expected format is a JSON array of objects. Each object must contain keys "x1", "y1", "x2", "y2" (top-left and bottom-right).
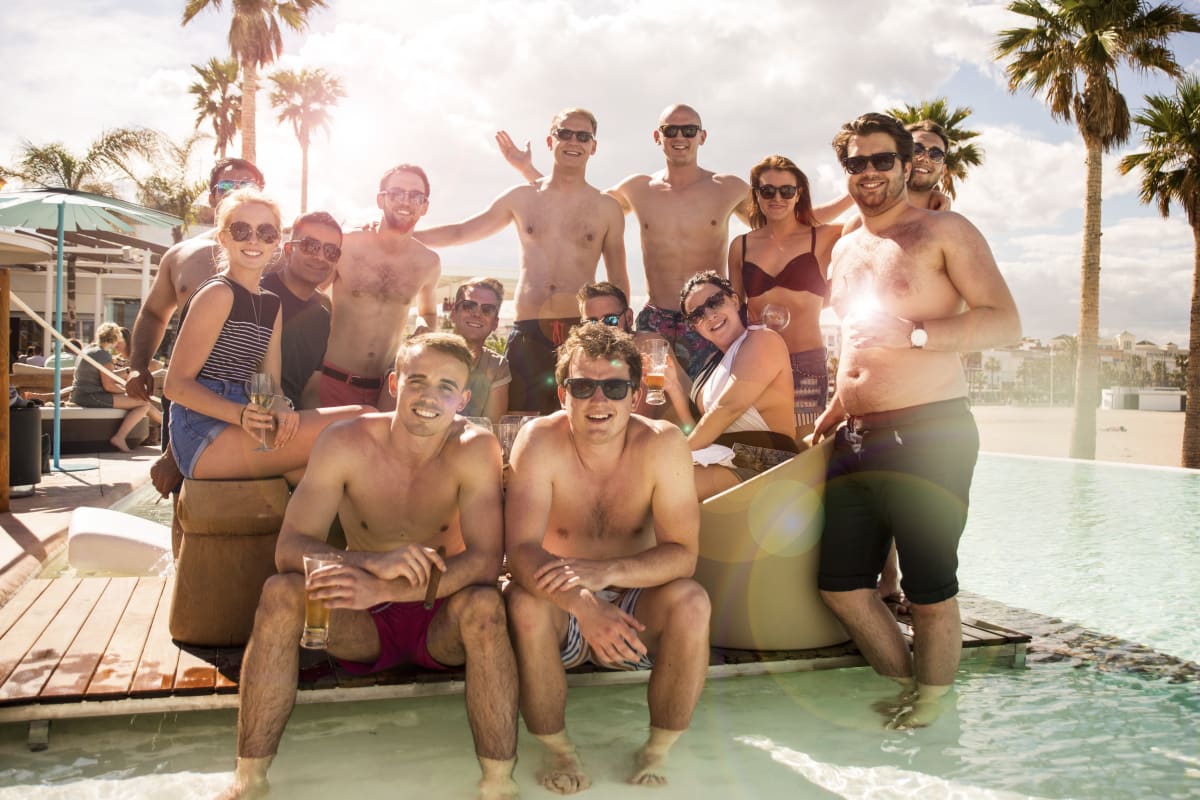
[
  {"x1": 173, "y1": 645, "x2": 218, "y2": 693},
  {"x1": 0, "y1": 579, "x2": 81, "y2": 688},
  {"x1": 130, "y1": 576, "x2": 180, "y2": 695},
  {"x1": 40, "y1": 578, "x2": 138, "y2": 699},
  {"x1": 0, "y1": 580, "x2": 51, "y2": 639},
  {"x1": 87, "y1": 577, "x2": 168, "y2": 698},
  {"x1": 0, "y1": 578, "x2": 108, "y2": 704}
]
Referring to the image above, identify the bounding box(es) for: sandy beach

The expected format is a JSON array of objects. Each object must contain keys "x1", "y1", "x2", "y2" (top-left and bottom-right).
[{"x1": 972, "y1": 405, "x2": 1187, "y2": 468}]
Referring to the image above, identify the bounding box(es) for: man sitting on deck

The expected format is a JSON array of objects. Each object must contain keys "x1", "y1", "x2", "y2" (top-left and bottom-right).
[
  {"x1": 219, "y1": 333, "x2": 518, "y2": 800},
  {"x1": 504, "y1": 324, "x2": 709, "y2": 792}
]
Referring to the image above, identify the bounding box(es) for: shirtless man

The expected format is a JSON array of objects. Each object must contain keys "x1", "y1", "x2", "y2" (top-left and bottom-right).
[
  {"x1": 505, "y1": 324, "x2": 709, "y2": 792},
  {"x1": 418, "y1": 108, "x2": 627, "y2": 415},
  {"x1": 321, "y1": 164, "x2": 441, "y2": 408},
  {"x1": 813, "y1": 113, "x2": 1020, "y2": 728},
  {"x1": 127, "y1": 158, "x2": 264, "y2": 402},
  {"x1": 499, "y1": 103, "x2": 849, "y2": 377},
  {"x1": 219, "y1": 333, "x2": 517, "y2": 800},
  {"x1": 843, "y1": 119, "x2": 951, "y2": 237}
]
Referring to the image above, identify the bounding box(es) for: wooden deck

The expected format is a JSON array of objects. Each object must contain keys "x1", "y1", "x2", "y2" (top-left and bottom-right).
[{"x1": 0, "y1": 575, "x2": 1030, "y2": 730}]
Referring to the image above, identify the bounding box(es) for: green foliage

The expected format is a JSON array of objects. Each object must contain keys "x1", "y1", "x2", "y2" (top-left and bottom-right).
[
  {"x1": 884, "y1": 97, "x2": 984, "y2": 199},
  {"x1": 189, "y1": 57, "x2": 241, "y2": 158}
]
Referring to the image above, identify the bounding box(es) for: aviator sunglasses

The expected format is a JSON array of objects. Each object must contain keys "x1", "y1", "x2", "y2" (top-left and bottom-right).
[
  {"x1": 381, "y1": 188, "x2": 429, "y2": 205},
  {"x1": 563, "y1": 377, "x2": 636, "y2": 400},
  {"x1": 912, "y1": 142, "x2": 946, "y2": 162},
  {"x1": 586, "y1": 313, "x2": 623, "y2": 327},
  {"x1": 553, "y1": 128, "x2": 595, "y2": 143},
  {"x1": 659, "y1": 124, "x2": 701, "y2": 138},
  {"x1": 455, "y1": 299, "x2": 499, "y2": 315},
  {"x1": 685, "y1": 290, "x2": 731, "y2": 328},
  {"x1": 226, "y1": 221, "x2": 280, "y2": 244},
  {"x1": 841, "y1": 152, "x2": 900, "y2": 175},
  {"x1": 755, "y1": 184, "x2": 799, "y2": 200},
  {"x1": 288, "y1": 236, "x2": 341, "y2": 262}
]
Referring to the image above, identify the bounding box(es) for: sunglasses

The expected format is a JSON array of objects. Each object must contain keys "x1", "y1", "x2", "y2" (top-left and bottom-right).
[
  {"x1": 755, "y1": 184, "x2": 799, "y2": 200},
  {"x1": 288, "y1": 236, "x2": 341, "y2": 262},
  {"x1": 553, "y1": 128, "x2": 595, "y2": 144},
  {"x1": 455, "y1": 299, "x2": 499, "y2": 315},
  {"x1": 214, "y1": 179, "x2": 261, "y2": 195},
  {"x1": 586, "y1": 313, "x2": 623, "y2": 327},
  {"x1": 841, "y1": 152, "x2": 900, "y2": 175},
  {"x1": 381, "y1": 188, "x2": 429, "y2": 205},
  {"x1": 226, "y1": 221, "x2": 280, "y2": 244},
  {"x1": 912, "y1": 142, "x2": 946, "y2": 163},
  {"x1": 563, "y1": 377, "x2": 635, "y2": 401},
  {"x1": 684, "y1": 290, "x2": 731, "y2": 328},
  {"x1": 659, "y1": 124, "x2": 700, "y2": 139}
]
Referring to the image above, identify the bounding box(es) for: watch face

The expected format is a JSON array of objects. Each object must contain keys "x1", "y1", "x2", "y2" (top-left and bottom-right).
[{"x1": 911, "y1": 327, "x2": 928, "y2": 348}]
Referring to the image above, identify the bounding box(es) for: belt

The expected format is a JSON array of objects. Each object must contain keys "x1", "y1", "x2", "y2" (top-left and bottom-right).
[
  {"x1": 320, "y1": 365, "x2": 382, "y2": 389},
  {"x1": 847, "y1": 397, "x2": 969, "y2": 433}
]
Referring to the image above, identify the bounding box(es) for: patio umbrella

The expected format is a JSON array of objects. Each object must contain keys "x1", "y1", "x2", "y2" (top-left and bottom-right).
[
  {"x1": 0, "y1": 227, "x2": 54, "y2": 266},
  {"x1": 0, "y1": 189, "x2": 182, "y2": 470}
]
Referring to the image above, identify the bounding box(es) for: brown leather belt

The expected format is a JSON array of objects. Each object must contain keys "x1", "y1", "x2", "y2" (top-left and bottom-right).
[{"x1": 320, "y1": 364, "x2": 383, "y2": 389}]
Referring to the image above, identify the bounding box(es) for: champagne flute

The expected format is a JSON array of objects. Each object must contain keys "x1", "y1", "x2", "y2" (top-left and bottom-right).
[{"x1": 248, "y1": 373, "x2": 276, "y2": 452}]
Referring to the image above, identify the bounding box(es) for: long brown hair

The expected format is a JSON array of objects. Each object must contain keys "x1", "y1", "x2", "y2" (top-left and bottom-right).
[{"x1": 747, "y1": 155, "x2": 815, "y2": 229}]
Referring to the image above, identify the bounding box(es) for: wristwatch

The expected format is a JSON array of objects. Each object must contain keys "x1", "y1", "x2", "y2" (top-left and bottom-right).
[{"x1": 910, "y1": 321, "x2": 928, "y2": 349}]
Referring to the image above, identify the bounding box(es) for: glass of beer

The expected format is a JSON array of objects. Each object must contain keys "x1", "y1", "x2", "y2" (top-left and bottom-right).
[
  {"x1": 642, "y1": 339, "x2": 670, "y2": 406},
  {"x1": 301, "y1": 553, "x2": 342, "y2": 649}
]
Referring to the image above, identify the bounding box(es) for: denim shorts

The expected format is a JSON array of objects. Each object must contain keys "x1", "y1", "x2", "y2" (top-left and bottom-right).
[{"x1": 168, "y1": 377, "x2": 248, "y2": 479}]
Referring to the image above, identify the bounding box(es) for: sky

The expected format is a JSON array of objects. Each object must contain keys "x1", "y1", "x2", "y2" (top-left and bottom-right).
[{"x1": 3, "y1": 0, "x2": 1200, "y2": 347}]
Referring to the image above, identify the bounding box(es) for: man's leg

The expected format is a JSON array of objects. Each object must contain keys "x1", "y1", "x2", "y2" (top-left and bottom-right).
[
  {"x1": 504, "y1": 582, "x2": 588, "y2": 795},
  {"x1": 819, "y1": 588, "x2": 913, "y2": 682},
  {"x1": 894, "y1": 596, "x2": 961, "y2": 728},
  {"x1": 425, "y1": 586, "x2": 519, "y2": 800},
  {"x1": 622, "y1": 579, "x2": 711, "y2": 786}
]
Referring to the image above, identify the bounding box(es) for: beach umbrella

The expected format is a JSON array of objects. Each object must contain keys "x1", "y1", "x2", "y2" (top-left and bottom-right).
[
  {"x1": 0, "y1": 189, "x2": 181, "y2": 470},
  {"x1": 0, "y1": 227, "x2": 54, "y2": 266}
]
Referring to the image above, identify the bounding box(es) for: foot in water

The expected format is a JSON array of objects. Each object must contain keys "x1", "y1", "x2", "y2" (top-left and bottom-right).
[
  {"x1": 628, "y1": 728, "x2": 683, "y2": 787},
  {"x1": 879, "y1": 683, "x2": 952, "y2": 730},
  {"x1": 535, "y1": 732, "x2": 590, "y2": 795},
  {"x1": 478, "y1": 757, "x2": 519, "y2": 800},
  {"x1": 215, "y1": 757, "x2": 271, "y2": 800}
]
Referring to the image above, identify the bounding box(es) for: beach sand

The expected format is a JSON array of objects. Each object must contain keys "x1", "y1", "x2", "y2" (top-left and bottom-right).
[{"x1": 972, "y1": 405, "x2": 1186, "y2": 468}]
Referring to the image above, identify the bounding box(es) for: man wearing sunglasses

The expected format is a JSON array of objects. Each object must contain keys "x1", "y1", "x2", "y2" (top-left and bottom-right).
[
  {"x1": 258, "y1": 211, "x2": 341, "y2": 409},
  {"x1": 324, "y1": 164, "x2": 442, "y2": 409},
  {"x1": 505, "y1": 323, "x2": 707, "y2": 791},
  {"x1": 576, "y1": 281, "x2": 634, "y2": 334},
  {"x1": 842, "y1": 119, "x2": 951, "y2": 237},
  {"x1": 814, "y1": 112, "x2": 1021, "y2": 729},
  {"x1": 449, "y1": 277, "x2": 511, "y2": 423},
  {"x1": 417, "y1": 108, "x2": 628, "y2": 416}
]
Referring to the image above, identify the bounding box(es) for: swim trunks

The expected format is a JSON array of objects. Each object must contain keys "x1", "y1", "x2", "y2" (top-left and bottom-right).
[
  {"x1": 789, "y1": 347, "x2": 828, "y2": 428},
  {"x1": 635, "y1": 303, "x2": 718, "y2": 379},
  {"x1": 818, "y1": 397, "x2": 979, "y2": 606},
  {"x1": 506, "y1": 317, "x2": 578, "y2": 414},
  {"x1": 318, "y1": 360, "x2": 384, "y2": 407},
  {"x1": 336, "y1": 598, "x2": 451, "y2": 674},
  {"x1": 561, "y1": 588, "x2": 654, "y2": 671}
]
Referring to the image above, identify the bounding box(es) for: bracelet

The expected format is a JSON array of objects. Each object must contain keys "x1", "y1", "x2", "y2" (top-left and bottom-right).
[{"x1": 239, "y1": 405, "x2": 249, "y2": 426}]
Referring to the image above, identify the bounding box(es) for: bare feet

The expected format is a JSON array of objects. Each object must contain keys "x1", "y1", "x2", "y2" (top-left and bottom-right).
[
  {"x1": 110, "y1": 433, "x2": 133, "y2": 453},
  {"x1": 215, "y1": 757, "x2": 272, "y2": 800},
  {"x1": 478, "y1": 757, "x2": 518, "y2": 800},
  {"x1": 628, "y1": 728, "x2": 683, "y2": 787},
  {"x1": 535, "y1": 732, "x2": 590, "y2": 795},
  {"x1": 150, "y1": 448, "x2": 183, "y2": 497}
]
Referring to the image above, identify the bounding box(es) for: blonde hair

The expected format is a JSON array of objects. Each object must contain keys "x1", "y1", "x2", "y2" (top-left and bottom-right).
[
  {"x1": 213, "y1": 188, "x2": 282, "y2": 270},
  {"x1": 95, "y1": 322, "x2": 122, "y2": 348}
]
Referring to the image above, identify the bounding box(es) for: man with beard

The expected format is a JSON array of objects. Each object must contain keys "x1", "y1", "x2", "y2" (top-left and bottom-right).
[
  {"x1": 321, "y1": 164, "x2": 441, "y2": 408},
  {"x1": 418, "y1": 108, "x2": 628, "y2": 415},
  {"x1": 904, "y1": 120, "x2": 951, "y2": 212},
  {"x1": 499, "y1": 104, "x2": 849, "y2": 378},
  {"x1": 449, "y1": 277, "x2": 511, "y2": 423},
  {"x1": 260, "y1": 211, "x2": 339, "y2": 409},
  {"x1": 813, "y1": 112, "x2": 1020, "y2": 728}
]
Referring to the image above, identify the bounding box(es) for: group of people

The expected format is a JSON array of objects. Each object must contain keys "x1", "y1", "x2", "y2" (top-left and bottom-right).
[{"x1": 118, "y1": 103, "x2": 1019, "y2": 798}]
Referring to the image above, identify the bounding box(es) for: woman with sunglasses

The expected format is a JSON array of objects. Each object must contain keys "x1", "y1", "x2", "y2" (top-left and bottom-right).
[
  {"x1": 728, "y1": 155, "x2": 840, "y2": 438},
  {"x1": 661, "y1": 272, "x2": 797, "y2": 500},
  {"x1": 164, "y1": 188, "x2": 366, "y2": 483}
]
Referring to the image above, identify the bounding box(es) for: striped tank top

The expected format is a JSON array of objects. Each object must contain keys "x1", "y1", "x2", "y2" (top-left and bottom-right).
[{"x1": 182, "y1": 274, "x2": 280, "y2": 385}]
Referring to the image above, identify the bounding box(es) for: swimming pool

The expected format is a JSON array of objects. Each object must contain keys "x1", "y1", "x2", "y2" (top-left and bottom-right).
[{"x1": 3, "y1": 453, "x2": 1197, "y2": 798}]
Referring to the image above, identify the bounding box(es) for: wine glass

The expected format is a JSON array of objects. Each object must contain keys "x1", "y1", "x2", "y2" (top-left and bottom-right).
[
  {"x1": 248, "y1": 373, "x2": 276, "y2": 452},
  {"x1": 761, "y1": 303, "x2": 791, "y2": 332}
]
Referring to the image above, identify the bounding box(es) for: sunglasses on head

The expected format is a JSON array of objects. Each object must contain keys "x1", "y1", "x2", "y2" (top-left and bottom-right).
[
  {"x1": 659, "y1": 124, "x2": 700, "y2": 139},
  {"x1": 381, "y1": 188, "x2": 428, "y2": 205},
  {"x1": 214, "y1": 179, "x2": 261, "y2": 195},
  {"x1": 288, "y1": 236, "x2": 341, "y2": 262},
  {"x1": 455, "y1": 298, "x2": 498, "y2": 315},
  {"x1": 563, "y1": 377, "x2": 635, "y2": 400},
  {"x1": 755, "y1": 184, "x2": 799, "y2": 200},
  {"x1": 586, "y1": 313, "x2": 623, "y2": 327},
  {"x1": 912, "y1": 142, "x2": 946, "y2": 162},
  {"x1": 553, "y1": 128, "x2": 595, "y2": 144},
  {"x1": 841, "y1": 152, "x2": 900, "y2": 175},
  {"x1": 226, "y1": 221, "x2": 280, "y2": 244},
  {"x1": 685, "y1": 290, "x2": 731, "y2": 328}
]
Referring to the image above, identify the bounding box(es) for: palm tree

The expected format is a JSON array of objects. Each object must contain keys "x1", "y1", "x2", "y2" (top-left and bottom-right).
[
  {"x1": 269, "y1": 67, "x2": 345, "y2": 213},
  {"x1": 188, "y1": 57, "x2": 242, "y2": 159},
  {"x1": 181, "y1": 0, "x2": 329, "y2": 164},
  {"x1": 885, "y1": 97, "x2": 984, "y2": 199},
  {"x1": 1118, "y1": 75, "x2": 1200, "y2": 467},
  {"x1": 134, "y1": 132, "x2": 212, "y2": 243},
  {"x1": 996, "y1": 0, "x2": 1200, "y2": 460}
]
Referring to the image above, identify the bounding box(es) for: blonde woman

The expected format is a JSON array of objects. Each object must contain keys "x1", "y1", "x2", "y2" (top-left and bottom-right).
[{"x1": 72, "y1": 321, "x2": 161, "y2": 452}]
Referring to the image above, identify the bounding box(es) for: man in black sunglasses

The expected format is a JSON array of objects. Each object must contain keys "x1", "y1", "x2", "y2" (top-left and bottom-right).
[
  {"x1": 576, "y1": 281, "x2": 633, "y2": 333},
  {"x1": 259, "y1": 211, "x2": 341, "y2": 409},
  {"x1": 505, "y1": 323, "x2": 707, "y2": 791},
  {"x1": 814, "y1": 112, "x2": 1021, "y2": 728},
  {"x1": 449, "y1": 277, "x2": 511, "y2": 423},
  {"x1": 417, "y1": 108, "x2": 629, "y2": 416},
  {"x1": 905, "y1": 119, "x2": 951, "y2": 212}
]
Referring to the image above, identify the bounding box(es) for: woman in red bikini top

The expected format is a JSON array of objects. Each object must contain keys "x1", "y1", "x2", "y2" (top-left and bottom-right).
[{"x1": 727, "y1": 155, "x2": 842, "y2": 434}]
